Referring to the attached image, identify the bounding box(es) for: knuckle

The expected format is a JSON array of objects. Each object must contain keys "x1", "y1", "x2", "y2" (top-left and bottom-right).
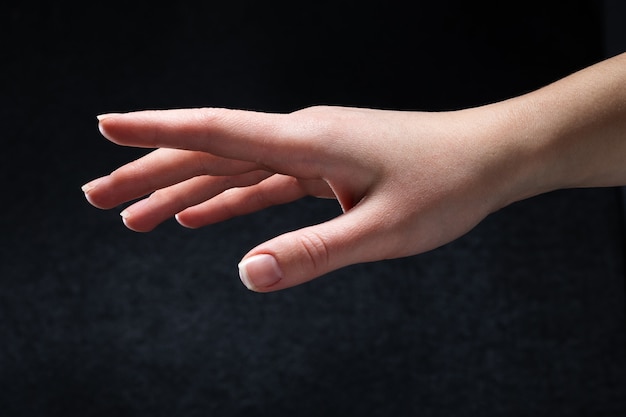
[
  {"x1": 146, "y1": 187, "x2": 173, "y2": 208},
  {"x1": 297, "y1": 230, "x2": 330, "y2": 271}
]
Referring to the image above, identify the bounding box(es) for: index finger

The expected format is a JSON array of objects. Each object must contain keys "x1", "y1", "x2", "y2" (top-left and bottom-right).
[{"x1": 97, "y1": 108, "x2": 305, "y2": 169}]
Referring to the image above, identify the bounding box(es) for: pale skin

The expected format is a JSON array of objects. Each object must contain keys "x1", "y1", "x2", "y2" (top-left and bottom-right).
[{"x1": 82, "y1": 52, "x2": 626, "y2": 292}]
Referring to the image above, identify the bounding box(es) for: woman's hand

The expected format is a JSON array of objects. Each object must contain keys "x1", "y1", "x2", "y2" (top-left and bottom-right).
[
  {"x1": 81, "y1": 51, "x2": 626, "y2": 292},
  {"x1": 82, "y1": 104, "x2": 528, "y2": 291}
]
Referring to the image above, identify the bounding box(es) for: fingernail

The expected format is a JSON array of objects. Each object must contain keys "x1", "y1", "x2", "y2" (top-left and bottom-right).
[
  {"x1": 81, "y1": 179, "x2": 100, "y2": 194},
  {"x1": 96, "y1": 113, "x2": 120, "y2": 121},
  {"x1": 238, "y1": 254, "x2": 283, "y2": 290}
]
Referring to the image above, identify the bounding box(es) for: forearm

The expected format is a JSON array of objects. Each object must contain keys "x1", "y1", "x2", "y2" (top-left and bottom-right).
[{"x1": 503, "y1": 52, "x2": 626, "y2": 204}]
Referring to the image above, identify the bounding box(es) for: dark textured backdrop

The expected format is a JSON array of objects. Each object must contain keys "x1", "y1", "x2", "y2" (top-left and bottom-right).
[{"x1": 2, "y1": 1, "x2": 625, "y2": 416}]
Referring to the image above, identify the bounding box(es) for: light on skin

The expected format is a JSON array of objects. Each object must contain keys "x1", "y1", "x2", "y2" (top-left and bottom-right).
[{"x1": 82, "y1": 52, "x2": 626, "y2": 292}]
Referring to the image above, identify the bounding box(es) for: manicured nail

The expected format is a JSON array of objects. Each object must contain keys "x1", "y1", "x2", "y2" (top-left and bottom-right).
[
  {"x1": 96, "y1": 113, "x2": 120, "y2": 121},
  {"x1": 81, "y1": 179, "x2": 100, "y2": 194},
  {"x1": 238, "y1": 254, "x2": 283, "y2": 290}
]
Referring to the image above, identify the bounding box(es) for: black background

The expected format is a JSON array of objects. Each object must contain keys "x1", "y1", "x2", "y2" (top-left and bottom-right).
[{"x1": 2, "y1": 1, "x2": 625, "y2": 416}]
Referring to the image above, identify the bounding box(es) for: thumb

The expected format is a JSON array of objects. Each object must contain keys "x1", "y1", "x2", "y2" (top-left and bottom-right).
[{"x1": 237, "y1": 200, "x2": 391, "y2": 292}]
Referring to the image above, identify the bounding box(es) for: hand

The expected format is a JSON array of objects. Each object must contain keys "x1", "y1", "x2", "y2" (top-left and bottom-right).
[
  {"x1": 81, "y1": 53, "x2": 626, "y2": 292},
  {"x1": 82, "y1": 105, "x2": 527, "y2": 291}
]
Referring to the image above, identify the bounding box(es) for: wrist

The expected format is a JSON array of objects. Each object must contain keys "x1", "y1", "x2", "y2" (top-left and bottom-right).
[
  {"x1": 482, "y1": 86, "x2": 596, "y2": 210},
  {"x1": 453, "y1": 98, "x2": 560, "y2": 213},
  {"x1": 500, "y1": 53, "x2": 626, "y2": 204}
]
